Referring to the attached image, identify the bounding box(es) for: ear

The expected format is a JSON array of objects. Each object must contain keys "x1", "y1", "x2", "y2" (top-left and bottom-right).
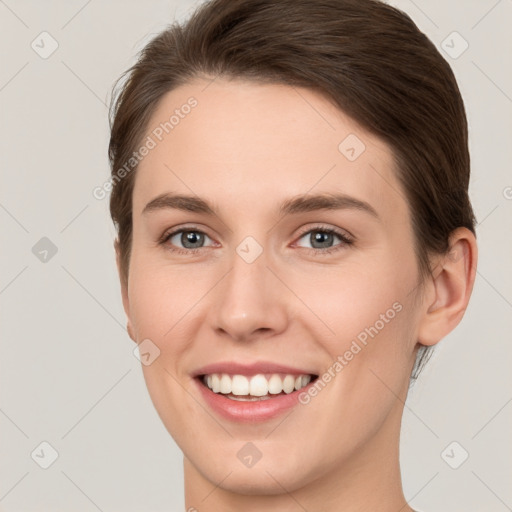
[
  {"x1": 417, "y1": 227, "x2": 478, "y2": 346},
  {"x1": 115, "y1": 239, "x2": 137, "y2": 343}
]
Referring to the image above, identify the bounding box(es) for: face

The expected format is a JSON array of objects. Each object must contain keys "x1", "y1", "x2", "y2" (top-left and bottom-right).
[{"x1": 120, "y1": 78, "x2": 426, "y2": 494}]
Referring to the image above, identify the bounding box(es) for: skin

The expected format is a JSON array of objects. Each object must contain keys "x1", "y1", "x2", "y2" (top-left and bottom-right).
[{"x1": 116, "y1": 77, "x2": 477, "y2": 512}]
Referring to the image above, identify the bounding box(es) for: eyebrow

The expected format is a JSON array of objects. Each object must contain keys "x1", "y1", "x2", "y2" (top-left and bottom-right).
[{"x1": 142, "y1": 192, "x2": 380, "y2": 220}]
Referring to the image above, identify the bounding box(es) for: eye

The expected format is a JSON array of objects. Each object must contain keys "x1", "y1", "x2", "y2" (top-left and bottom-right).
[
  {"x1": 294, "y1": 226, "x2": 353, "y2": 254},
  {"x1": 159, "y1": 228, "x2": 216, "y2": 254},
  {"x1": 158, "y1": 225, "x2": 353, "y2": 256}
]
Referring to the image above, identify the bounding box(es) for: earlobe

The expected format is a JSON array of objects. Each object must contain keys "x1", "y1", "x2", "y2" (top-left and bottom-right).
[
  {"x1": 417, "y1": 227, "x2": 478, "y2": 347},
  {"x1": 114, "y1": 239, "x2": 137, "y2": 343}
]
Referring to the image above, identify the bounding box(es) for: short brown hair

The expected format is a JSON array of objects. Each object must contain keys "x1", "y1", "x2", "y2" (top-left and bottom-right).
[{"x1": 108, "y1": 0, "x2": 476, "y2": 377}]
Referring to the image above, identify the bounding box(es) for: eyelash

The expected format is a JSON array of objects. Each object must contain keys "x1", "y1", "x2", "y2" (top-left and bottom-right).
[
  {"x1": 293, "y1": 225, "x2": 354, "y2": 255},
  {"x1": 158, "y1": 225, "x2": 354, "y2": 256}
]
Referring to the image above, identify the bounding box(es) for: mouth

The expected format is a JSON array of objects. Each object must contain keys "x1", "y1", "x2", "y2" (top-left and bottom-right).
[
  {"x1": 197, "y1": 372, "x2": 318, "y2": 401},
  {"x1": 191, "y1": 361, "x2": 320, "y2": 422}
]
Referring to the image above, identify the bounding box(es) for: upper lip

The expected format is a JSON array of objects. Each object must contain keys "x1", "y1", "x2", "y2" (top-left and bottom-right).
[{"x1": 191, "y1": 361, "x2": 318, "y2": 378}]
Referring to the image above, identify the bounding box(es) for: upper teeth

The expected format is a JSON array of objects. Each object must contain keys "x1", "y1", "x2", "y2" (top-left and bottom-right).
[{"x1": 203, "y1": 373, "x2": 312, "y2": 396}]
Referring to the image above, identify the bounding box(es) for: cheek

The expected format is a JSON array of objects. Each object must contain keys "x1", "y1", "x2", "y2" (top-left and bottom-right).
[
  {"x1": 127, "y1": 258, "x2": 204, "y2": 437},
  {"x1": 127, "y1": 255, "x2": 206, "y2": 340},
  {"x1": 288, "y1": 266, "x2": 417, "y2": 458},
  {"x1": 288, "y1": 254, "x2": 419, "y2": 419},
  {"x1": 290, "y1": 259, "x2": 412, "y2": 351}
]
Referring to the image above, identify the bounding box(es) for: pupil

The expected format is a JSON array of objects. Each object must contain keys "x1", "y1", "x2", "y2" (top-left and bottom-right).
[
  {"x1": 183, "y1": 231, "x2": 203, "y2": 248},
  {"x1": 312, "y1": 231, "x2": 333, "y2": 248}
]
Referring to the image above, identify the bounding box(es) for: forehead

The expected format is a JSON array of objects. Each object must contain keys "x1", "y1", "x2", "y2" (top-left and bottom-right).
[{"x1": 132, "y1": 78, "x2": 408, "y2": 223}]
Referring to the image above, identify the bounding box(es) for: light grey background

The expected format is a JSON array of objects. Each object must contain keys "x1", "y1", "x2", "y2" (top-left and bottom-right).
[{"x1": 0, "y1": 1, "x2": 511, "y2": 511}]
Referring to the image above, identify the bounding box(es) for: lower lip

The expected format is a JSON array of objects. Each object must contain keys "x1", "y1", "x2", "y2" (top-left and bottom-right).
[{"x1": 193, "y1": 377, "x2": 316, "y2": 423}]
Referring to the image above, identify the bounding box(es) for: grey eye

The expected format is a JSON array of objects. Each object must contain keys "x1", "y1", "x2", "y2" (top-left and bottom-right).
[
  {"x1": 297, "y1": 230, "x2": 341, "y2": 249},
  {"x1": 169, "y1": 230, "x2": 213, "y2": 249}
]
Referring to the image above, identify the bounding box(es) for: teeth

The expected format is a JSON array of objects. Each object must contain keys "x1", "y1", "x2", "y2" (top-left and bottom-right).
[
  {"x1": 283, "y1": 375, "x2": 295, "y2": 393},
  {"x1": 211, "y1": 374, "x2": 220, "y2": 393},
  {"x1": 232, "y1": 374, "x2": 249, "y2": 395},
  {"x1": 249, "y1": 374, "x2": 268, "y2": 396},
  {"x1": 268, "y1": 375, "x2": 283, "y2": 394},
  {"x1": 202, "y1": 373, "x2": 312, "y2": 398},
  {"x1": 219, "y1": 374, "x2": 231, "y2": 394}
]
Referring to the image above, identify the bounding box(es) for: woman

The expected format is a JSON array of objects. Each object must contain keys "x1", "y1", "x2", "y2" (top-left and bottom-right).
[{"x1": 108, "y1": 0, "x2": 477, "y2": 510}]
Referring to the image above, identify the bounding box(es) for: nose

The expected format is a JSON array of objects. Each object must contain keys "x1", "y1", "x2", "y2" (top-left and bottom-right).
[{"x1": 209, "y1": 247, "x2": 289, "y2": 342}]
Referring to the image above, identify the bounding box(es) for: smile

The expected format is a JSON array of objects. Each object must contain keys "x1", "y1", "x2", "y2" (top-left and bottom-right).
[
  {"x1": 201, "y1": 373, "x2": 314, "y2": 401},
  {"x1": 202, "y1": 373, "x2": 314, "y2": 401},
  {"x1": 192, "y1": 362, "x2": 319, "y2": 422}
]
